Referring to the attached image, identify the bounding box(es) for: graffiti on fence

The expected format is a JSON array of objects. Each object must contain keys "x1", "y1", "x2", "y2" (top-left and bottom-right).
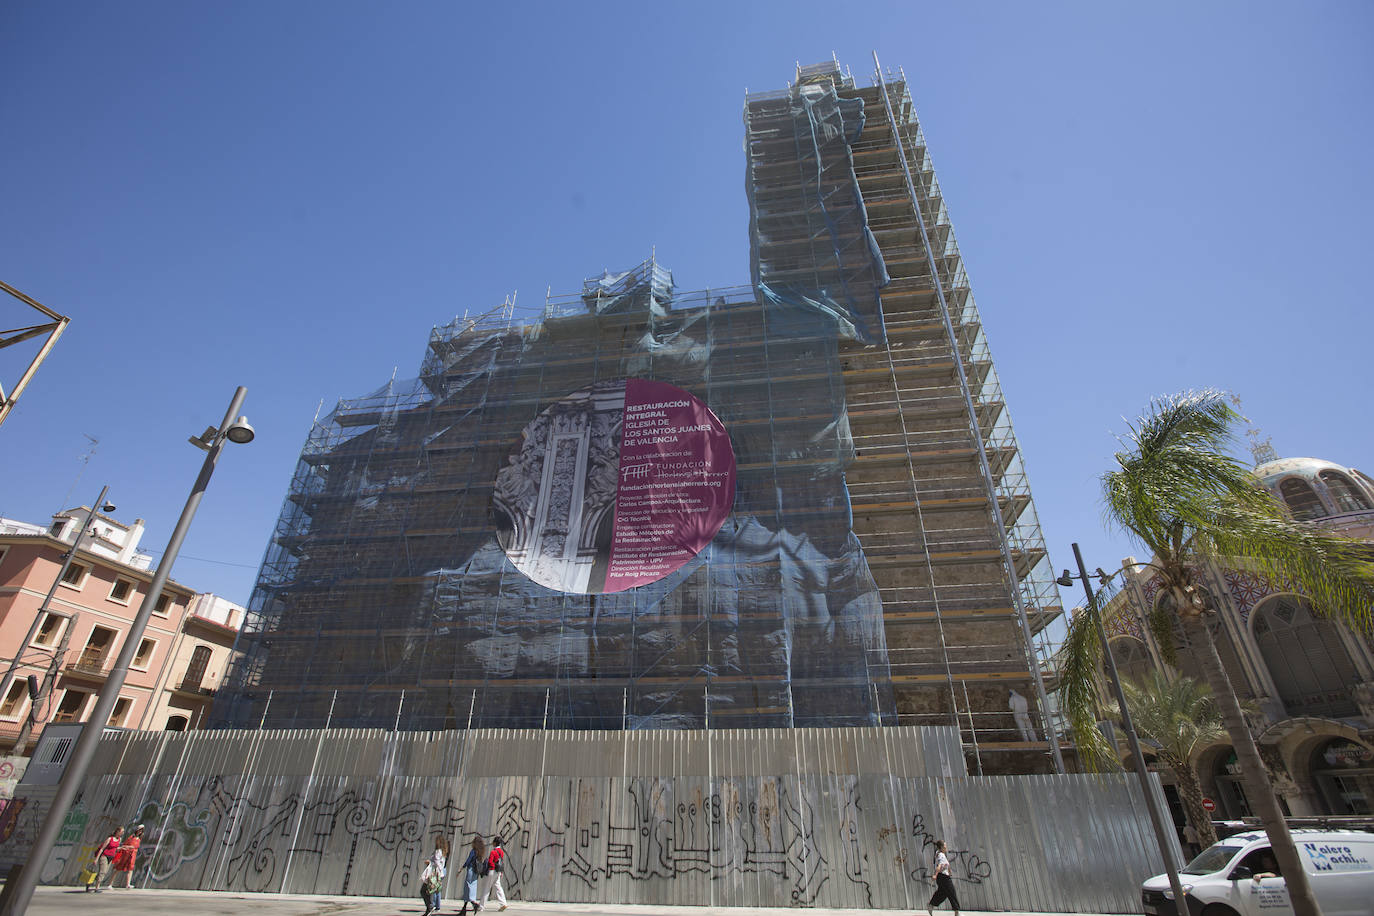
[
  {"x1": 139, "y1": 799, "x2": 213, "y2": 882},
  {"x1": 909, "y1": 811, "x2": 993, "y2": 885},
  {"x1": 57, "y1": 773, "x2": 1001, "y2": 905},
  {"x1": 0, "y1": 798, "x2": 25, "y2": 844},
  {"x1": 509, "y1": 776, "x2": 835, "y2": 904}
]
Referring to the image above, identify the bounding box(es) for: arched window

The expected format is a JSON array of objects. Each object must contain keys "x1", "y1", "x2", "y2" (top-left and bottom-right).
[
  {"x1": 1108, "y1": 636, "x2": 1154, "y2": 684},
  {"x1": 1252, "y1": 595, "x2": 1358, "y2": 718},
  {"x1": 165, "y1": 715, "x2": 188, "y2": 732},
  {"x1": 1318, "y1": 470, "x2": 1373, "y2": 514},
  {"x1": 1279, "y1": 477, "x2": 1325, "y2": 521},
  {"x1": 1309, "y1": 738, "x2": 1373, "y2": 814}
]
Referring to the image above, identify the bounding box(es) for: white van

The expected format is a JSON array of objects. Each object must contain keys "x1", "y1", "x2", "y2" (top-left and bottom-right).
[{"x1": 1140, "y1": 829, "x2": 1374, "y2": 916}]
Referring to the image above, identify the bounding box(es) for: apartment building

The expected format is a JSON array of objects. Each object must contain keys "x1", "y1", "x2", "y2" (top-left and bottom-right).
[{"x1": 0, "y1": 507, "x2": 242, "y2": 750}]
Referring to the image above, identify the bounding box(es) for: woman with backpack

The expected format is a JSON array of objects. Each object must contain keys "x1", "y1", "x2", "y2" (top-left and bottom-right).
[
  {"x1": 477, "y1": 836, "x2": 507, "y2": 911},
  {"x1": 455, "y1": 836, "x2": 485, "y2": 915},
  {"x1": 420, "y1": 833, "x2": 448, "y2": 915}
]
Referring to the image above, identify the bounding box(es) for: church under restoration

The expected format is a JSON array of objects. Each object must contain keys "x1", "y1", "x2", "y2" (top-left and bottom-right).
[{"x1": 213, "y1": 59, "x2": 1063, "y2": 774}]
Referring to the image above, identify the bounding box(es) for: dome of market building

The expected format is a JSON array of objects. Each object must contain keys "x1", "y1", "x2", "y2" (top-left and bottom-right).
[{"x1": 1254, "y1": 456, "x2": 1374, "y2": 523}]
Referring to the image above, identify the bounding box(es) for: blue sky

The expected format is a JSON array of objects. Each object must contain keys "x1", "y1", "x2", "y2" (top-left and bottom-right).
[{"x1": 2, "y1": 1, "x2": 1371, "y2": 613}]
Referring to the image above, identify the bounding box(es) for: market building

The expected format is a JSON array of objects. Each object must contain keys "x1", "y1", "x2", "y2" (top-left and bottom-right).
[{"x1": 1098, "y1": 455, "x2": 1374, "y2": 816}]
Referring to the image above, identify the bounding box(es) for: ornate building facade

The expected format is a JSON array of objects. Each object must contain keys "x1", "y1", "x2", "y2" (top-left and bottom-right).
[{"x1": 1100, "y1": 456, "x2": 1374, "y2": 817}]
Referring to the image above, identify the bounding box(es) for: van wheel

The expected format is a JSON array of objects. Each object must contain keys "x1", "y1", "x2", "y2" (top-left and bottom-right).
[{"x1": 1201, "y1": 906, "x2": 1241, "y2": 916}]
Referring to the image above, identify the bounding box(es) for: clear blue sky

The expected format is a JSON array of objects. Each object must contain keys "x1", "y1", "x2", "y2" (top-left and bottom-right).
[{"x1": 2, "y1": 2, "x2": 1371, "y2": 615}]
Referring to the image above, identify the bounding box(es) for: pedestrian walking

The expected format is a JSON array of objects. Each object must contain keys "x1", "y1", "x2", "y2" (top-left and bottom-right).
[
  {"x1": 421, "y1": 833, "x2": 449, "y2": 915},
  {"x1": 477, "y1": 836, "x2": 508, "y2": 911},
  {"x1": 1182, "y1": 822, "x2": 1201, "y2": 860},
  {"x1": 455, "y1": 836, "x2": 486, "y2": 915},
  {"x1": 926, "y1": 839, "x2": 960, "y2": 915},
  {"x1": 86, "y1": 825, "x2": 123, "y2": 891},
  {"x1": 111, "y1": 824, "x2": 144, "y2": 889}
]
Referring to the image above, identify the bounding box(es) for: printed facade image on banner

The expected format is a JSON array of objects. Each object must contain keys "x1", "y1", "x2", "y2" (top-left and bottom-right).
[{"x1": 493, "y1": 378, "x2": 735, "y2": 593}]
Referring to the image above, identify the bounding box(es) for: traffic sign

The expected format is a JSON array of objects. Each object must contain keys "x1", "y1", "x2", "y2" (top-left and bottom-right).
[{"x1": 1201, "y1": 797, "x2": 1216, "y2": 812}]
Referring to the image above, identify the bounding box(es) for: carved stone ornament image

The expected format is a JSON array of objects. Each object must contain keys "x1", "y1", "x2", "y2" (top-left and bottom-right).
[{"x1": 492, "y1": 378, "x2": 736, "y2": 594}]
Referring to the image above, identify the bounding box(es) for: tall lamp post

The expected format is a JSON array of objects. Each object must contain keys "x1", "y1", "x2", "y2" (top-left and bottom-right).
[
  {"x1": 1057, "y1": 543, "x2": 1189, "y2": 916},
  {"x1": 0, "y1": 486, "x2": 116, "y2": 713},
  {"x1": 1, "y1": 387, "x2": 254, "y2": 916}
]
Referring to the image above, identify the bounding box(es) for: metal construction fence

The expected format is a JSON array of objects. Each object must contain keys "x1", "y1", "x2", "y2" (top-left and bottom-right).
[{"x1": 38, "y1": 726, "x2": 1173, "y2": 912}]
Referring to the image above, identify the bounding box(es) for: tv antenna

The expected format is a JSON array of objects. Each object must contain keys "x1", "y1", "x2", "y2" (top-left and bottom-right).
[{"x1": 60, "y1": 434, "x2": 100, "y2": 509}]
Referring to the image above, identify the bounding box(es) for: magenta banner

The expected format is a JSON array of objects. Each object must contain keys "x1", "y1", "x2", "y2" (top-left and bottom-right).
[
  {"x1": 603, "y1": 379, "x2": 735, "y2": 591},
  {"x1": 492, "y1": 378, "x2": 735, "y2": 594}
]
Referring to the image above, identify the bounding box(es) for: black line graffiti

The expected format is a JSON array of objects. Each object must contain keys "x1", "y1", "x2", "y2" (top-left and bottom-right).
[
  {"x1": 548, "y1": 777, "x2": 830, "y2": 904},
  {"x1": 838, "y1": 780, "x2": 873, "y2": 906},
  {"x1": 57, "y1": 773, "x2": 996, "y2": 905},
  {"x1": 909, "y1": 812, "x2": 993, "y2": 885}
]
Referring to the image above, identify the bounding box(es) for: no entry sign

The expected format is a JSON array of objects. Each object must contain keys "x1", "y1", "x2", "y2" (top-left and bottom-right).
[{"x1": 1201, "y1": 797, "x2": 1216, "y2": 812}]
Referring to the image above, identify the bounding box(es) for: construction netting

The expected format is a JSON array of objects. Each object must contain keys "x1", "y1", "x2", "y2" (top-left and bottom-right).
[
  {"x1": 747, "y1": 73, "x2": 890, "y2": 346},
  {"x1": 216, "y1": 59, "x2": 1064, "y2": 765},
  {"x1": 215, "y1": 261, "x2": 898, "y2": 731}
]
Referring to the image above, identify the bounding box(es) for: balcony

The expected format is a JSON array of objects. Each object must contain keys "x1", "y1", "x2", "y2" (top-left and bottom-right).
[{"x1": 64, "y1": 649, "x2": 110, "y2": 682}]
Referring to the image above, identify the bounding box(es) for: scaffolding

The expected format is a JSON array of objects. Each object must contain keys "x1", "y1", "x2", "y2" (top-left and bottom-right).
[
  {"x1": 743, "y1": 59, "x2": 1064, "y2": 769},
  {"x1": 215, "y1": 59, "x2": 1064, "y2": 773}
]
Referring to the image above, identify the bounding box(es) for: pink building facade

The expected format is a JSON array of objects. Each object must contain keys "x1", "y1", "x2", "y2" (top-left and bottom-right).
[{"x1": 0, "y1": 507, "x2": 240, "y2": 751}]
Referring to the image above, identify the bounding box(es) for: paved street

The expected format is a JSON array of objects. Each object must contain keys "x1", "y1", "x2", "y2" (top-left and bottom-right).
[{"x1": 23, "y1": 886, "x2": 1113, "y2": 916}]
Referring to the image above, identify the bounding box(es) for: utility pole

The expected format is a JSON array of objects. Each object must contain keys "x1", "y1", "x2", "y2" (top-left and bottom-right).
[
  {"x1": 11, "y1": 613, "x2": 76, "y2": 755},
  {"x1": 1, "y1": 388, "x2": 253, "y2": 916}
]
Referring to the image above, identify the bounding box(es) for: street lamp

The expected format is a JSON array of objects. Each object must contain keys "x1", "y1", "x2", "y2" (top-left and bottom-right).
[
  {"x1": 1057, "y1": 543, "x2": 1189, "y2": 916},
  {"x1": 0, "y1": 487, "x2": 116, "y2": 717},
  {"x1": 1, "y1": 387, "x2": 253, "y2": 916}
]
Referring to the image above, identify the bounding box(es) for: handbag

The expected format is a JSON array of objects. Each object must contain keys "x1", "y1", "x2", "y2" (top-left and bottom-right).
[
  {"x1": 478, "y1": 858, "x2": 491, "y2": 877},
  {"x1": 79, "y1": 866, "x2": 97, "y2": 886}
]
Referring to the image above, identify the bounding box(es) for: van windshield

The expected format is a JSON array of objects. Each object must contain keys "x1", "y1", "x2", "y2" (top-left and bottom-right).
[{"x1": 1182, "y1": 844, "x2": 1242, "y2": 875}]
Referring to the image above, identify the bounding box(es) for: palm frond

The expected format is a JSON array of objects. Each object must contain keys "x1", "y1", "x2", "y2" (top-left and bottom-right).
[
  {"x1": 1147, "y1": 602, "x2": 1178, "y2": 666},
  {"x1": 1118, "y1": 671, "x2": 1227, "y2": 765},
  {"x1": 1198, "y1": 508, "x2": 1374, "y2": 632},
  {"x1": 1055, "y1": 605, "x2": 1120, "y2": 772},
  {"x1": 1103, "y1": 388, "x2": 1374, "y2": 633},
  {"x1": 1103, "y1": 390, "x2": 1256, "y2": 561}
]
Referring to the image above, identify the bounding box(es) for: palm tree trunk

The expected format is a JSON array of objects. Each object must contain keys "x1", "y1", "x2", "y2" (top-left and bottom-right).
[
  {"x1": 1181, "y1": 613, "x2": 1321, "y2": 915},
  {"x1": 1165, "y1": 751, "x2": 1217, "y2": 849}
]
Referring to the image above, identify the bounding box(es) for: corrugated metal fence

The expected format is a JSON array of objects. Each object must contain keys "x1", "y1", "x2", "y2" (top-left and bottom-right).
[{"x1": 44, "y1": 726, "x2": 1170, "y2": 911}]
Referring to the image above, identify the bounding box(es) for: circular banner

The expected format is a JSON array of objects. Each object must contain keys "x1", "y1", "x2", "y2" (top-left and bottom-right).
[{"x1": 492, "y1": 378, "x2": 735, "y2": 593}]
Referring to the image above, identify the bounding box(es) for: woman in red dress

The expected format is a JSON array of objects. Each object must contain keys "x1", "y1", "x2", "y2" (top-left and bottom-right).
[{"x1": 111, "y1": 824, "x2": 144, "y2": 889}]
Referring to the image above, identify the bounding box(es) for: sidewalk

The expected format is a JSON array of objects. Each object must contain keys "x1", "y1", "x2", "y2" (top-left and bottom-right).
[{"x1": 25, "y1": 886, "x2": 1116, "y2": 916}]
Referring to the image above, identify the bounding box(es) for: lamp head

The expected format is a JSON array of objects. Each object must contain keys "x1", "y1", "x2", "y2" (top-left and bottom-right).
[
  {"x1": 1055, "y1": 570, "x2": 1074, "y2": 587},
  {"x1": 225, "y1": 416, "x2": 255, "y2": 445},
  {"x1": 99, "y1": 503, "x2": 116, "y2": 513}
]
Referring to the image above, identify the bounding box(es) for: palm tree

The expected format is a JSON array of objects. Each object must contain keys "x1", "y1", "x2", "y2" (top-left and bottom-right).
[
  {"x1": 1116, "y1": 671, "x2": 1226, "y2": 850},
  {"x1": 1059, "y1": 389, "x2": 1374, "y2": 916}
]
